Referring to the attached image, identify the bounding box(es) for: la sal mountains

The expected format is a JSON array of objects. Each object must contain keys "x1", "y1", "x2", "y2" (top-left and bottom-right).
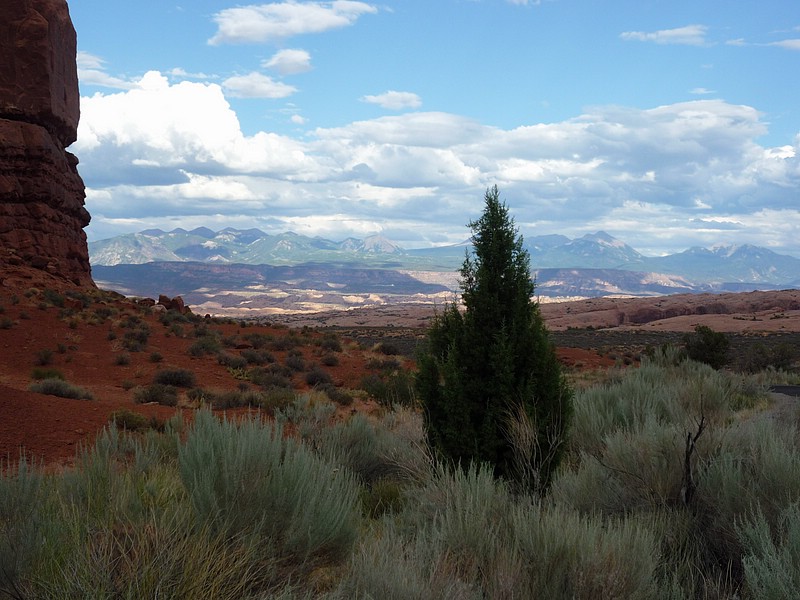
[{"x1": 90, "y1": 228, "x2": 800, "y2": 316}]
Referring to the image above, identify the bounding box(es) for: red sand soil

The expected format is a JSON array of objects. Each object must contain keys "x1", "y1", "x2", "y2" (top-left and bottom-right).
[
  {"x1": 0, "y1": 277, "x2": 384, "y2": 469},
  {"x1": 2, "y1": 267, "x2": 796, "y2": 470}
]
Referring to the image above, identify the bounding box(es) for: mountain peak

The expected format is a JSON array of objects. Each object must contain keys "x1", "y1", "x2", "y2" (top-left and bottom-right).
[
  {"x1": 362, "y1": 234, "x2": 404, "y2": 254},
  {"x1": 582, "y1": 231, "x2": 625, "y2": 247},
  {"x1": 189, "y1": 226, "x2": 215, "y2": 239}
]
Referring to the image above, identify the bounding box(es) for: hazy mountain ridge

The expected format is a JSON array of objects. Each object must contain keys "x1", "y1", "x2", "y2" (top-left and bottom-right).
[{"x1": 91, "y1": 227, "x2": 800, "y2": 289}]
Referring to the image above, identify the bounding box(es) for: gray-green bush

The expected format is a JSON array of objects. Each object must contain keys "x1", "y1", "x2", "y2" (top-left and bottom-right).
[
  {"x1": 179, "y1": 411, "x2": 360, "y2": 566},
  {"x1": 28, "y1": 378, "x2": 94, "y2": 400},
  {"x1": 738, "y1": 503, "x2": 800, "y2": 599}
]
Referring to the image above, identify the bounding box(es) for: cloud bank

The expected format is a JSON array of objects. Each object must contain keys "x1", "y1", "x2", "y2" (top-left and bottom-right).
[{"x1": 74, "y1": 71, "x2": 800, "y2": 256}]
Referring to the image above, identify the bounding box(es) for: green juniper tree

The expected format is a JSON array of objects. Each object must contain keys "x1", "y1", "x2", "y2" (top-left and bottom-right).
[{"x1": 416, "y1": 186, "x2": 572, "y2": 491}]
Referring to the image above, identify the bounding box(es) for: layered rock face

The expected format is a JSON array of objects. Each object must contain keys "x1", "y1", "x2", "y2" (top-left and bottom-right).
[{"x1": 0, "y1": 0, "x2": 92, "y2": 286}]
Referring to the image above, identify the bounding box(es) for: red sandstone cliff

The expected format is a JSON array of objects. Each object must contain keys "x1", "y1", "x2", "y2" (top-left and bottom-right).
[{"x1": 0, "y1": 0, "x2": 92, "y2": 286}]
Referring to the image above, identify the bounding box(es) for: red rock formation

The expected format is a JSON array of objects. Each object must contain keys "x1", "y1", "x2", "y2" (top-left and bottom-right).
[{"x1": 0, "y1": 0, "x2": 92, "y2": 286}]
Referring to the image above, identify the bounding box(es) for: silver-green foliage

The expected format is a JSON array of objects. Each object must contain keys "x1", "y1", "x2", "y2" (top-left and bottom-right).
[
  {"x1": 28, "y1": 377, "x2": 94, "y2": 400},
  {"x1": 333, "y1": 463, "x2": 660, "y2": 599},
  {"x1": 738, "y1": 503, "x2": 800, "y2": 599},
  {"x1": 0, "y1": 458, "x2": 47, "y2": 599},
  {"x1": 552, "y1": 349, "x2": 797, "y2": 597},
  {"x1": 3, "y1": 413, "x2": 360, "y2": 598},
  {"x1": 178, "y1": 410, "x2": 360, "y2": 564}
]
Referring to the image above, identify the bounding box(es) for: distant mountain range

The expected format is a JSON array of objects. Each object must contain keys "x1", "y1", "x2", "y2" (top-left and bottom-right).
[
  {"x1": 91, "y1": 227, "x2": 800, "y2": 288},
  {"x1": 89, "y1": 228, "x2": 799, "y2": 315}
]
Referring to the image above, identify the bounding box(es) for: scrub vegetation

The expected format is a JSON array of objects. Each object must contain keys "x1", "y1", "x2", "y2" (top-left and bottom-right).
[{"x1": 2, "y1": 353, "x2": 798, "y2": 598}]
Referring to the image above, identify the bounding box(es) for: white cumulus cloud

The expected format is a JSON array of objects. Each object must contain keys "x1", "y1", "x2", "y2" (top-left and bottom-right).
[
  {"x1": 208, "y1": 1, "x2": 377, "y2": 45},
  {"x1": 75, "y1": 71, "x2": 320, "y2": 178},
  {"x1": 222, "y1": 72, "x2": 297, "y2": 98},
  {"x1": 620, "y1": 24, "x2": 708, "y2": 46},
  {"x1": 769, "y1": 39, "x2": 800, "y2": 50},
  {"x1": 263, "y1": 49, "x2": 313, "y2": 74},
  {"x1": 361, "y1": 90, "x2": 422, "y2": 110}
]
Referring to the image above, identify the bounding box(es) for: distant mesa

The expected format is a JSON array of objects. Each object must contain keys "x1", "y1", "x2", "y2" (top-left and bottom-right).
[{"x1": 0, "y1": 0, "x2": 92, "y2": 286}]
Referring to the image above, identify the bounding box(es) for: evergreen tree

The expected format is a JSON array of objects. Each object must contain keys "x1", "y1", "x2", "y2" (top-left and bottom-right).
[{"x1": 416, "y1": 186, "x2": 572, "y2": 491}]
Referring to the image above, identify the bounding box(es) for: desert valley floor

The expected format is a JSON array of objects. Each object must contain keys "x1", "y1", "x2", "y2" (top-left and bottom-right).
[{"x1": 2, "y1": 265, "x2": 799, "y2": 469}]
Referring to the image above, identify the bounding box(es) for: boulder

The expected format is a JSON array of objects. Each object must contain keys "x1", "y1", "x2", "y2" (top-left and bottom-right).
[{"x1": 158, "y1": 295, "x2": 191, "y2": 314}]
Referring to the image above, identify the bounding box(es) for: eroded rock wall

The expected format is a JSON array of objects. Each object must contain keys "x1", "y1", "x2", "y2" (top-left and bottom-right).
[{"x1": 0, "y1": 0, "x2": 92, "y2": 286}]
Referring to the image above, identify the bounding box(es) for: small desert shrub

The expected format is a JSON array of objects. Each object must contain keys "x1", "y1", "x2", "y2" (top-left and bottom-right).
[
  {"x1": 373, "y1": 341, "x2": 400, "y2": 356},
  {"x1": 120, "y1": 314, "x2": 141, "y2": 327},
  {"x1": 320, "y1": 335, "x2": 342, "y2": 352},
  {"x1": 149, "y1": 352, "x2": 163, "y2": 363},
  {"x1": 257, "y1": 386, "x2": 297, "y2": 414},
  {"x1": 241, "y1": 348, "x2": 275, "y2": 365},
  {"x1": 221, "y1": 335, "x2": 239, "y2": 348},
  {"x1": 93, "y1": 306, "x2": 115, "y2": 320},
  {"x1": 34, "y1": 349, "x2": 54, "y2": 366},
  {"x1": 269, "y1": 336, "x2": 301, "y2": 352},
  {"x1": 153, "y1": 368, "x2": 196, "y2": 388},
  {"x1": 42, "y1": 288, "x2": 65, "y2": 308},
  {"x1": 306, "y1": 366, "x2": 333, "y2": 387},
  {"x1": 0, "y1": 317, "x2": 12, "y2": 329},
  {"x1": 113, "y1": 353, "x2": 131, "y2": 366},
  {"x1": 324, "y1": 385, "x2": 354, "y2": 406},
  {"x1": 158, "y1": 309, "x2": 190, "y2": 325},
  {"x1": 31, "y1": 367, "x2": 64, "y2": 381},
  {"x1": 188, "y1": 336, "x2": 221, "y2": 356},
  {"x1": 133, "y1": 383, "x2": 178, "y2": 407},
  {"x1": 248, "y1": 366, "x2": 292, "y2": 390},
  {"x1": 29, "y1": 378, "x2": 93, "y2": 400},
  {"x1": 188, "y1": 387, "x2": 266, "y2": 410},
  {"x1": 321, "y1": 353, "x2": 339, "y2": 367},
  {"x1": 186, "y1": 387, "x2": 211, "y2": 405},
  {"x1": 738, "y1": 342, "x2": 798, "y2": 373},
  {"x1": 285, "y1": 353, "x2": 306, "y2": 372},
  {"x1": 216, "y1": 351, "x2": 247, "y2": 370},
  {"x1": 110, "y1": 409, "x2": 150, "y2": 432},
  {"x1": 122, "y1": 328, "x2": 149, "y2": 352},
  {"x1": 360, "y1": 371, "x2": 416, "y2": 407},
  {"x1": 683, "y1": 325, "x2": 730, "y2": 370},
  {"x1": 243, "y1": 332, "x2": 273, "y2": 349}
]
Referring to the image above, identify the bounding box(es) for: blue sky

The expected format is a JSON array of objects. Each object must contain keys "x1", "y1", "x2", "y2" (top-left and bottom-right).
[{"x1": 69, "y1": 0, "x2": 800, "y2": 257}]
